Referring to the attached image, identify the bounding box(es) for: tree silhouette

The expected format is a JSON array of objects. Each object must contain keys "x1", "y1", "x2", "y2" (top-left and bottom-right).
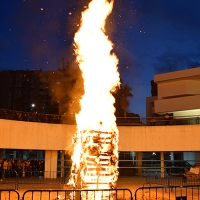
[{"x1": 118, "y1": 84, "x2": 133, "y2": 117}]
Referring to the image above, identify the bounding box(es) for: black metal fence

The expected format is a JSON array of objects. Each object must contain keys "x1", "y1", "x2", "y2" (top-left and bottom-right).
[
  {"x1": 2, "y1": 108, "x2": 200, "y2": 126},
  {"x1": 1, "y1": 186, "x2": 200, "y2": 200},
  {"x1": 146, "y1": 172, "x2": 200, "y2": 186},
  {"x1": 0, "y1": 189, "x2": 133, "y2": 200},
  {"x1": 134, "y1": 185, "x2": 200, "y2": 200},
  {"x1": 0, "y1": 190, "x2": 20, "y2": 200},
  {"x1": 0, "y1": 170, "x2": 68, "y2": 190},
  {"x1": 22, "y1": 189, "x2": 133, "y2": 200}
]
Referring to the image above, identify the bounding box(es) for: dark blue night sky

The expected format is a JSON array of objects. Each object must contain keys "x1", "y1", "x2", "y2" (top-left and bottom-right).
[{"x1": 1, "y1": 0, "x2": 200, "y2": 117}]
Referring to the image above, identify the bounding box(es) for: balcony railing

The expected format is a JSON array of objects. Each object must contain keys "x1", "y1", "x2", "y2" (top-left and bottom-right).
[{"x1": 0, "y1": 108, "x2": 200, "y2": 126}]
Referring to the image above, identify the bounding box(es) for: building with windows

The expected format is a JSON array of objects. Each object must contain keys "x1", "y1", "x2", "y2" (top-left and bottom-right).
[
  {"x1": 1, "y1": 67, "x2": 200, "y2": 177},
  {"x1": 0, "y1": 70, "x2": 41, "y2": 112},
  {"x1": 0, "y1": 68, "x2": 77, "y2": 115},
  {"x1": 1, "y1": 116, "x2": 200, "y2": 177},
  {"x1": 147, "y1": 67, "x2": 200, "y2": 119}
]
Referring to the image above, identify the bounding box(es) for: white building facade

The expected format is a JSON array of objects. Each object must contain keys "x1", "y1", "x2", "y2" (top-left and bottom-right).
[{"x1": 147, "y1": 67, "x2": 200, "y2": 118}]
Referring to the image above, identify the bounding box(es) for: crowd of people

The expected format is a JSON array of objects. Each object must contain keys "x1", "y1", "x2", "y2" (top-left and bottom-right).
[
  {"x1": 0, "y1": 108, "x2": 62, "y2": 124},
  {"x1": 149, "y1": 113, "x2": 171, "y2": 126},
  {"x1": 0, "y1": 157, "x2": 44, "y2": 180}
]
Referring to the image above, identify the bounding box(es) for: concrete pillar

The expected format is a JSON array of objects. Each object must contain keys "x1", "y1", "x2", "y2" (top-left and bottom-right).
[
  {"x1": 137, "y1": 152, "x2": 143, "y2": 176},
  {"x1": 22, "y1": 150, "x2": 28, "y2": 160},
  {"x1": 13, "y1": 151, "x2": 16, "y2": 159},
  {"x1": 45, "y1": 150, "x2": 58, "y2": 178},
  {"x1": 170, "y1": 152, "x2": 174, "y2": 160},
  {"x1": 130, "y1": 151, "x2": 136, "y2": 164},
  {"x1": 160, "y1": 152, "x2": 164, "y2": 178}
]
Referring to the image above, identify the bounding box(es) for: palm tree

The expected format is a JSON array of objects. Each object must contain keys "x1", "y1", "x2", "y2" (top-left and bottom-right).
[{"x1": 118, "y1": 84, "x2": 133, "y2": 117}]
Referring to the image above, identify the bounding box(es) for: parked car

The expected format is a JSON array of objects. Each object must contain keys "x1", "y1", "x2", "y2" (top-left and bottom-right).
[{"x1": 166, "y1": 161, "x2": 192, "y2": 176}]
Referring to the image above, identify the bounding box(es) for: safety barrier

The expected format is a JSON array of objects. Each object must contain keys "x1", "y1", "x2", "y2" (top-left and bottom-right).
[
  {"x1": 0, "y1": 190, "x2": 20, "y2": 199},
  {"x1": 0, "y1": 189, "x2": 133, "y2": 199},
  {"x1": 2, "y1": 186, "x2": 200, "y2": 200},
  {"x1": 146, "y1": 172, "x2": 200, "y2": 186},
  {"x1": 2, "y1": 107, "x2": 200, "y2": 126},
  {"x1": 22, "y1": 189, "x2": 133, "y2": 200},
  {"x1": 134, "y1": 185, "x2": 200, "y2": 200},
  {"x1": 0, "y1": 170, "x2": 68, "y2": 190}
]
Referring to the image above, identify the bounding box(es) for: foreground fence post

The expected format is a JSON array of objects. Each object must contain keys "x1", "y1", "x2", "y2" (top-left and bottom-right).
[{"x1": 15, "y1": 172, "x2": 18, "y2": 190}]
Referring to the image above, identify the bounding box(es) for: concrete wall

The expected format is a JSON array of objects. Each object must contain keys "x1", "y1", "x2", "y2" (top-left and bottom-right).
[
  {"x1": 157, "y1": 80, "x2": 200, "y2": 99},
  {"x1": 118, "y1": 126, "x2": 200, "y2": 151},
  {"x1": 154, "y1": 67, "x2": 200, "y2": 83},
  {"x1": 155, "y1": 94, "x2": 200, "y2": 113},
  {"x1": 0, "y1": 119, "x2": 75, "y2": 151},
  {"x1": 0, "y1": 119, "x2": 200, "y2": 152}
]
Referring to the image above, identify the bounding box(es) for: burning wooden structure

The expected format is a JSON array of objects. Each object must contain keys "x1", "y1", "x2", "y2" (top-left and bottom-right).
[
  {"x1": 69, "y1": 130, "x2": 118, "y2": 189},
  {"x1": 67, "y1": 0, "x2": 120, "y2": 197}
]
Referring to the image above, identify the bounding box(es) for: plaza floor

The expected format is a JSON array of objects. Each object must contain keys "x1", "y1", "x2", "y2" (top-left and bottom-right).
[{"x1": 15, "y1": 176, "x2": 146, "y2": 191}]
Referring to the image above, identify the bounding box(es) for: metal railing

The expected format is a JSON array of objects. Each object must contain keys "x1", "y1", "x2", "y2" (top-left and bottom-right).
[
  {"x1": 0, "y1": 170, "x2": 68, "y2": 190},
  {"x1": 118, "y1": 159, "x2": 200, "y2": 177},
  {"x1": 0, "y1": 159, "x2": 199, "y2": 189},
  {"x1": 0, "y1": 189, "x2": 133, "y2": 200},
  {"x1": 1, "y1": 186, "x2": 200, "y2": 200},
  {"x1": 134, "y1": 185, "x2": 200, "y2": 200},
  {"x1": 0, "y1": 190, "x2": 20, "y2": 200},
  {"x1": 22, "y1": 189, "x2": 133, "y2": 200},
  {"x1": 118, "y1": 115, "x2": 200, "y2": 126},
  {"x1": 146, "y1": 172, "x2": 200, "y2": 186},
  {"x1": 1, "y1": 108, "x2": 200, "y2": 126}
]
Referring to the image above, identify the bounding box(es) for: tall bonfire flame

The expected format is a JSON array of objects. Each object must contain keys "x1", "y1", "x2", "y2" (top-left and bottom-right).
[{"x1": 68, "y1": 0, "x2": 120, "y2": 191}]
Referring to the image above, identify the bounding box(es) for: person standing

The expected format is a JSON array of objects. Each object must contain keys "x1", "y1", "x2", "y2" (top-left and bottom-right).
[
  {"x1": 7, "y1": 159, "x2": 12, "y2": 178},
  {"x1": 16, "y1": 158, "x2": 22, "y2": 176},
  {"x1": 165, "y1": 113, "x2": 170, "y2": 125},
  {"x1": 11, "y1": 159, "x2": 18, "y2": 177},
  {"x1": 0, "y1": 158, "x2": 3, "y2": 180},
  {"x1": 150, "y1": 116, "x2": 156, "y2": 126},
  {"x1": 25, "y1": 160, "x2": 31, "y2": 177},
  {"x1": 3, "y1": 159, "x2": 8, "y2": 178},
  {"x1": 30, "y1": 158, "x2": 38, "y2": 177}
]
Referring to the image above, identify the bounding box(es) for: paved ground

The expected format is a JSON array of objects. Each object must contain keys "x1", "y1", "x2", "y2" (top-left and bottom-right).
[
  {"x1": 15, "y1": 176, "x2": 147, "y2": 192},
  {"x1": 16, "y1": 176, "x2": 147, "y2": 199}
]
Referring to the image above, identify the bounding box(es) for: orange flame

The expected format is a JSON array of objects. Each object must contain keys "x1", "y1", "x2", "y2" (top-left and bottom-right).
[{"x1": 68, "y1": 0, "x2": 120, "y2": 192}]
